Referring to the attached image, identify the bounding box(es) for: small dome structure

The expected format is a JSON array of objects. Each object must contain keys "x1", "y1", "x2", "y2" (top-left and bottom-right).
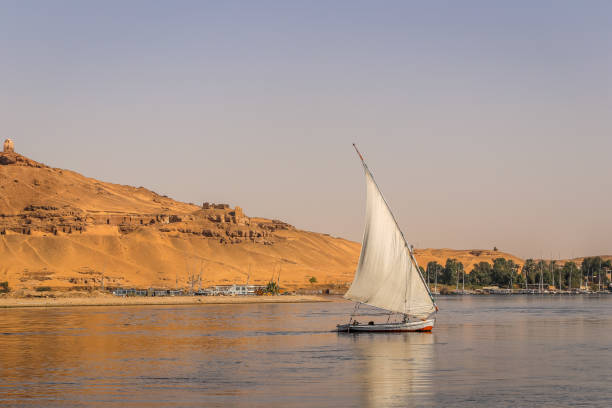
[{"x1": 3, "y1": 139, "x2": 14, "y2": 153}]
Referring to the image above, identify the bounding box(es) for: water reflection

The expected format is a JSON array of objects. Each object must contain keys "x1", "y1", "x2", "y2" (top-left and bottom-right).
[
  {"x1": 349, "y1": 333, "x2": 433, "y2": 407},
  {"x1": 1, "y1": 297, "x2": 612, "y2": 407},
  {"x1": 0, "y1": 306, "x2": 255, "y2": 406}
]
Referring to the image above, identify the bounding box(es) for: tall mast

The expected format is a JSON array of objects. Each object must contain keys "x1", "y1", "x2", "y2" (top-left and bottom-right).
[
  {"x1": 540, "y1": 259, "x2": 543, "y2": 294},
  {"x1": 559, "y1": 256, "x2": 562, "y2": 291},
  {"x1": 199, "y1": 260, "x2": 203, "y2": 291},
  {"x1": 551, "y1": 257, "x2": 554, "y2": 289},
  {"x1": 598, "y1": 258, "x2": 601, "y2": 293},
  {"x1": 435, "y1": 265, "x2": 437, "y2": 293}
]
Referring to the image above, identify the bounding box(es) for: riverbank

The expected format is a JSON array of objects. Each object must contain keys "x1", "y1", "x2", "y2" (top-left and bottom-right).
[{"x1": 0, "y1": 295, "x2": 330, "y2": 309}]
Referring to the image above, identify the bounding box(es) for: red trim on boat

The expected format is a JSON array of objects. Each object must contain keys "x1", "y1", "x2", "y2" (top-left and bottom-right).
[{"x1": 346, "y1": 326, "x2": 434, "y2": 333}]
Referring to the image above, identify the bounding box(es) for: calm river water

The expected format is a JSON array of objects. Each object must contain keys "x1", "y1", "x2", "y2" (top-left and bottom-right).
[{"x1": 1, "y1": 296, "x2": 612, "y2": 407}]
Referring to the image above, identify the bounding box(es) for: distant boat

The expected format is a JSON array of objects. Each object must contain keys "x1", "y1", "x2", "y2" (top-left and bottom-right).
[{"x1": 337, "y1": 145, "x2": 438, "y2": 333}]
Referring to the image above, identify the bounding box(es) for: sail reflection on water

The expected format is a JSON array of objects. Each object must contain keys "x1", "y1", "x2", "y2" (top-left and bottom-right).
[{"x1": 352, "y1": 333, "x2": 434, "y2": 407}]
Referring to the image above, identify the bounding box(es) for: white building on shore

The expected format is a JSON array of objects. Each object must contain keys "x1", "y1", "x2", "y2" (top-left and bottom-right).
[{"x1": 202, "y1": 284, "x2": 264, "y2": 296}]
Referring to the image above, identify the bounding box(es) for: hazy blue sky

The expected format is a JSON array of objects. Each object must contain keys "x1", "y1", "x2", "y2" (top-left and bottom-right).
[{"x1": 2, "y1": 1, "x2": 611, "y2": 258}]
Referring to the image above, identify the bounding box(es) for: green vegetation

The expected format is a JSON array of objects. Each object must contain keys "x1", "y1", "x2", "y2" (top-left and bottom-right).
[
  {"x1": 0, "y1": 281, "x2": 9, "y2": 293},
  {"x1": 521, "y1": 257, "x2": 610, "y2": 290},
  {"x1": 309, "y1": 276, "x2": 317, "y2": 284},
  {"x1": 581, "y1": 257, "x2": 611, "y2": 288},
  {"x1": 442, "y1": 258, "x2": 464, "y2": 286},
  {"x1": 490, "y1": 258, "x2": 520, "y2": 287},
  {"x1": 426, "y1": 259, "x2": 464, "y2": 286},
  {"x1": 426, "y1": 257, "x2": 520, "y2": 289},
  {"x1": 426, "y1": 261, "x2": 444, "y2": 285},
  {"x1": 462, "y1": 257, "x2": 520, "y2": 288},
  {"x1": 35, "y1": 286, "x2": 52, "y2": 292},
  {"x1": 561, "y1": 262, "x2": 582, "y2": 289},
  {"x1": 469, "y1": 262, "x2": 493, "y2": 286},
  {"x1": 427, "y1": 255, "x2": 611, "y2": 291},
  {"x1": 265, "y1": 281, "x2": 280, "y2": 295}
]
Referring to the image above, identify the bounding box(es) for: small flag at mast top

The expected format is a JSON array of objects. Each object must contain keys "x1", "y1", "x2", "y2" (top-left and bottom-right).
[{"x1": 352, "y1": 143, "x2": 365, "y2": 162}]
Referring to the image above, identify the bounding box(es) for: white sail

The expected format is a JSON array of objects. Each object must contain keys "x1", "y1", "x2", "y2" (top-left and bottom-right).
[{"x1": 344, "y1": 155, "x2": 436, "y2": 319}]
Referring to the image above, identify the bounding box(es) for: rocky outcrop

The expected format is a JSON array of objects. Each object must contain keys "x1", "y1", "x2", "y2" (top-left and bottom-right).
[
  {"x1": 0, "y1": 154, "x2": 16, "y2": 165},
  {"x1": 0, "y1": 164, "x2": 291, "y2": 245},
  {"x1": 0, "y1": 151, "x2": 47, "y2": 168}
]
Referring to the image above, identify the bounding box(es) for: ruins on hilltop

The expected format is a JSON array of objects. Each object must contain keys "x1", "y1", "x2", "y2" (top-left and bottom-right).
[
  {"x1": 3, "y1": 138, "x2": 14, "y2": 153},
  {"x1": 0, "y1": 139, "x2": 46, "y2": 167}
]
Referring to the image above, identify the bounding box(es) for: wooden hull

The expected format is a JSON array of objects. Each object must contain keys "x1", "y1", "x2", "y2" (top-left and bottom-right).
[{"x1": 337, "y1": 319, "x2": 435, "y2": 333}]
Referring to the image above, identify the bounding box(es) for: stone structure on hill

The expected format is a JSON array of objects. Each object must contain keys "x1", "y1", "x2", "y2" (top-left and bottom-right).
[
  {"x1": 0, "y1": 148, "x2": 293, "y2": 245},
  {"x1": 3, "y1": 138, "x2": 14, "y2": 153},
  {"x1": 0, "y1": 196, "x2": 290, "y2": 245},
  {"x1": 0, "y1": 139, "x2": 46, "y2": 167}
]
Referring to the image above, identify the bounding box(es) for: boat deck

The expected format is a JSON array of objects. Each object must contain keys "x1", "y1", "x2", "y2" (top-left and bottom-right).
[{"x1": 337, "y1": 319, "x2": 435, "y2": 333}]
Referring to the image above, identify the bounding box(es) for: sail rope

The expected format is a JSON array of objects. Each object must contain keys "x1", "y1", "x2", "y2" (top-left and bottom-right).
[
  {"x1": 405, "y1": 259, "x2": 410, "y2": 316},
  {"x1": 348, "y1": 302, "x2": 361, "y2": 325}
]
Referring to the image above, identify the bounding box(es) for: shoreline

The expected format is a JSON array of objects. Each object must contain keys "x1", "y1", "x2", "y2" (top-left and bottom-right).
[{"x1": 0, "y1": 295, "x2": 331, "y2": 309}]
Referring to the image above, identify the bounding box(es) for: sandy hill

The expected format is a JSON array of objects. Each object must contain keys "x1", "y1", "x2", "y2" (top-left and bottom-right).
[
  {"x1": 0, "y1": 148, "x2": 361, "y2": 292},
  {"x1": 0, "y1": 144, "x2": 582, "y2": 295}
]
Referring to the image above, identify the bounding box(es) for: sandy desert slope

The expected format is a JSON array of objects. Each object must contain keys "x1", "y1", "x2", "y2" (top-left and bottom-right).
[{"x1": 0, "y1": 149, "x2": 361, "y2": 291}]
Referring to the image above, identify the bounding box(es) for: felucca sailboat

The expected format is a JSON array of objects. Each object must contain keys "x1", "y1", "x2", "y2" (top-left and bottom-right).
[{"x1": 337, "y1": 145, "x2": 438, "y2": 333}]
